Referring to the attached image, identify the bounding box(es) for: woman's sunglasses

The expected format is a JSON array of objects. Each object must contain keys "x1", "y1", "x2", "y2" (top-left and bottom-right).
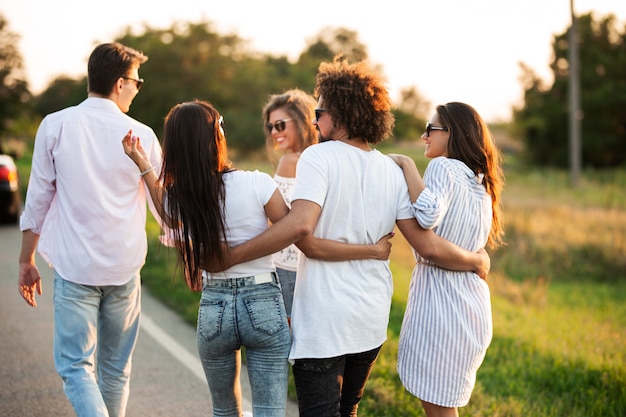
[
  {"x1": 266, "y1": 118, "x2": 292, "y2": 133},
  {"x1": 425, "y1": 122, "x2": 449, "y2": 137}
]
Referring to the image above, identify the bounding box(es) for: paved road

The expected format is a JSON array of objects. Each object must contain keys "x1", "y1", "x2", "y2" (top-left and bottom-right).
[{"x1": 0, "y1": 224, "x2": 299, "y2": 416}]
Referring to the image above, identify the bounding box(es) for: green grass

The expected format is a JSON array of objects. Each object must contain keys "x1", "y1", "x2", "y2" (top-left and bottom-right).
[{"x1": 139, "y1": 142, "x2": 625, "y2": 416}]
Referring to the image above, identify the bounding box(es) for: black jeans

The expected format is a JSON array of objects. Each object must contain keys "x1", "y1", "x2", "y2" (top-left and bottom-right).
[{"x1": 292, "y1": 345, "x2": 382, "y2": 417}]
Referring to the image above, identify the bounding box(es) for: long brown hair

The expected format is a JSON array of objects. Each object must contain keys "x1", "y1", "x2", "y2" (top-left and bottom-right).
[
  {"x1": 160, "y1": 100, "x2": 233, "y2": 289},
  {"x1": 437, "y1": 102, "x2": 505, "y2": 248}
]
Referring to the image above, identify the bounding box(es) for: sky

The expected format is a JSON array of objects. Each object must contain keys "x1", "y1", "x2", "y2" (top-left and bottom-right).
[{"x1": 2, "y1": 0, "x2": 625, "y2": 122}]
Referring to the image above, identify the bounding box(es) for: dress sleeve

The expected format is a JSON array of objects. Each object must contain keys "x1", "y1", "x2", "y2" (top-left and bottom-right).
[{"x1": 412, "y1": 157, "x2": 453, "y2": 229}]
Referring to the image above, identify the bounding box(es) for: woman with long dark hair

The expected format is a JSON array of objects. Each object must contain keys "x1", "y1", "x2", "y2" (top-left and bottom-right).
[
  {"x1": 262, "y1": 89, "x2": 318, "y2": 322},
  {"x1": 391, "y1": 102, "x2": 505, "y2": 417}
]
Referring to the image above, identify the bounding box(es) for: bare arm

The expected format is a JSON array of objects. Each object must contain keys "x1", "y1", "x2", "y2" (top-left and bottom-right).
[
  {"x1": 388, "y1": 154, "x2": 425, "y2": 203},
  {"x1": 121, "y1": 131, "x2": 173, "y2": 227},
  {"x1": 211, "y1": 199, "x2": 318, "y2": 271},
  {"x1": 295, "y1": 233, "x2": 393, "y2": 261},
  {"x1": 396, "y1": 218, "x2": 490, "y2": 278},
  {"x1": 214, "y1": 191, "x2": 393, "y2": 270},
  {"x1": 18, "y1": 230, "x2": 43, "y2": 307},
  {"x1": 266, "y1": 187, "x2": 393, "y2": 262}
]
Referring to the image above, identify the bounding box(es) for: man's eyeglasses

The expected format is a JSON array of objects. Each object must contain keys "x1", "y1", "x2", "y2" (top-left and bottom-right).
[
  {"x1": 218, "y1": 115, "x2": 225, "y2": 135},
  {"x1": 314, "y1": 108, "x2": 327, "y2": 121},
  {"x1": 123, "y1": 76, "x2": 144, "y2": 91},
  {"x1": 266, "y1": 119, "x2": 292, "y2": 133},
  {"x1": 425, "y1": 122, "x2": 448, "y2": 137}
]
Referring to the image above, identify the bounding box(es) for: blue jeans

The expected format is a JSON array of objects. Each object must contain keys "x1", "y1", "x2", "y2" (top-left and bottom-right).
[
  {"x1": 53, "y1": 271, "x2": 141, "y2": 417},
  {"x1": 197, "y1": 272, "x2": 291, "y2": 417},
  {"x1": 275, "y1": 268, "x2": 296, "y2": 318},
  {"x1": 292, "y1": 345, "x2": 382, "y2": 417}
]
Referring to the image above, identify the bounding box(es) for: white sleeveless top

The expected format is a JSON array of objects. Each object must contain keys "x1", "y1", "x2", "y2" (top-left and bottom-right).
[{"x1": 272, "y1": 174, "x2": 300, "y2": 271}]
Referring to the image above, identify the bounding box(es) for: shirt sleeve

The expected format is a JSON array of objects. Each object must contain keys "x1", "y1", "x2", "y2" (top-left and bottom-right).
[
  {"x1": 255, "y1": 171, "x2": 279, "y2": 206},
  {"x1": 19, "y1": 116, "x2": 57, "y2": 234},
  {"x1": 292, "y1": 146, "x2": 327, "y2": 207}
]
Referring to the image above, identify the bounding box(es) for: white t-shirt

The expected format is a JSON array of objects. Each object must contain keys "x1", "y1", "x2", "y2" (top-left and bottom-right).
[
  {"x1": 204, "y1": 169, "x2": 278, "y2": 279},
  {"x1": 288, "y1": 140, "x2": 413, "y2": 360}
]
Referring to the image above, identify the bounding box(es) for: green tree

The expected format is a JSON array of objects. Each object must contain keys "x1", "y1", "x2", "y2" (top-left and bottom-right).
[
  {"x1": 33, "y1": 76, "x2": 86, "y2": 116},
  {"x1": 392, "y1": 86, "x2": 431, "y2": 141},
  {"x1": 295, "y1": 27, "x2": 371, "y2": 94},
  {"x1": 29, "y1": 21, "x2": 424, "y2": 153},
  {"x1": 115, "y1": 21, "x2": 261, "y2": 147},
  {"x1": 514, "y1": 12, "x2": 626, "y2": 168},
  {"x1": 0, "y1": 13, "x2": 30, "y2": 138}
]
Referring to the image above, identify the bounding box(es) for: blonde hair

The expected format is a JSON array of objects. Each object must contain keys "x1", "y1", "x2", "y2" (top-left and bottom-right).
[{"x1": 262, "y1": 89, "x2": 318, "y2": 167}]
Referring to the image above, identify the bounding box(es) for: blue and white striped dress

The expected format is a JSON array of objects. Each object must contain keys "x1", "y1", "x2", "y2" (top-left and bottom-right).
[{"x1": 397, "y1": 156, "x2": 493, "y2": 407}]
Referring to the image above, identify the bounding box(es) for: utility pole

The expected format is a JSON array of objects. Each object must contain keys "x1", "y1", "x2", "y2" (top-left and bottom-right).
[{"x1": 568, "y1": 0, "x2": 582, "y2": 186}]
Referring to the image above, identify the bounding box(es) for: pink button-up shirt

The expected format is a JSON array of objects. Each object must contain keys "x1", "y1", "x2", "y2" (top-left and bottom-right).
[{"x1": 20, "y1": 97, "x2": 163, "y2": 285}]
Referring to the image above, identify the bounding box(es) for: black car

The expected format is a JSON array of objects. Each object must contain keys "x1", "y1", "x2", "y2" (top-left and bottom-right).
[{"x1": 0, "y1": 154, "x2": 21, "y2": 224}]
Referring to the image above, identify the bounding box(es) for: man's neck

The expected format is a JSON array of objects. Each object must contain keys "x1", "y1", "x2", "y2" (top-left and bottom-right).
[
  {"x1": 338, "y1": 136, "x2": 371, "y2": 151},
  {"x1": 333, "y1": 130, "x2": 371, "y2": 151}
]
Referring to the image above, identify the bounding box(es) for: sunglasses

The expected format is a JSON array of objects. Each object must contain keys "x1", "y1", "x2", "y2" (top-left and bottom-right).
[
  {"x1": 266, "y1": 118, "x2": 292, "y2": 133},
  {"x1": 425, "y1": 122, "x2": 448, "y2": 137},
  {"x1": 218, "y1": 115, "x2": 225, "y2": 135},
  {"x1": 314, "y1": 108, "x2": 327, "y2": 121},
  {"x1": 123, "y1": 76, "x2": 144, "y2": 91}
]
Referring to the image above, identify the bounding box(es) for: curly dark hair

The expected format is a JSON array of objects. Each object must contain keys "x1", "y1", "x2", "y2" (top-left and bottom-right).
[{"x1": 315, "y1": 55, "x2": 394, "y2": 144}]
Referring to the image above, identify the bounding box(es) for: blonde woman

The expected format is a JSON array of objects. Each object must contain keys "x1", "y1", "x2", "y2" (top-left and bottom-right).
[{"x1": 262, "y1": 89, "x2": 318, "y2": 321}]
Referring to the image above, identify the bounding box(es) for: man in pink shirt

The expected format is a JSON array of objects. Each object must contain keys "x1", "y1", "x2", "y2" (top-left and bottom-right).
[{"x1": 17, "y1": 42, "x2": 162, "y2": 417}]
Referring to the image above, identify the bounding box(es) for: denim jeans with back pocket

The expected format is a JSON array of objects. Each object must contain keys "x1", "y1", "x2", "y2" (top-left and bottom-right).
[{"x1": 197, "y1": 273, "x2": 291, "y2": 417}]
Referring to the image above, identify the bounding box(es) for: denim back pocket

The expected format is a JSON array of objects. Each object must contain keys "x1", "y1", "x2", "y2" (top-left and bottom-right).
[
  {"x1": 244, "y1": 294, "x2": 286, "y2": 336},
  {"x1": 197, "y1": 299, "x2": 226, "y2": 342}
]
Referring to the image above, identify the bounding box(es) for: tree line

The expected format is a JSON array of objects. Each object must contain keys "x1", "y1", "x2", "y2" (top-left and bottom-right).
[
  {"x1": 2, "y1": 18, "x2": 429, "y2": 155},
  {"x1": 1, "y1": 12, "x2": 625, "y2": 167},
  {"x1": 514, "y1": 12, "x2": 626, "y2": 168}
]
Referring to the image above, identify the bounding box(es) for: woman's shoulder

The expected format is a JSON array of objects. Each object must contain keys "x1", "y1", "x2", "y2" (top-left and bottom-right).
[
  {"x1": 427, "y1": 157, "x2": 475, "y2": 182},
  {"x1": 275, "y1": 152, "x2": 301, "y2": 177},
  {"x1": 428, "y1": 156, "x2": 467, "y2": 171},
  {"x1": 428, "y1": 156, "x2": 450, "y2": 166},
  {"x1": 228, "y1": 169, "x2": 272, "y2": 182}
]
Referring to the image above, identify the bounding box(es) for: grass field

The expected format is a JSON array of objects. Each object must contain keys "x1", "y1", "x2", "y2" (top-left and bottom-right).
[{"x1": 136, "y1": 139, "x2": 625, "y2": 416}]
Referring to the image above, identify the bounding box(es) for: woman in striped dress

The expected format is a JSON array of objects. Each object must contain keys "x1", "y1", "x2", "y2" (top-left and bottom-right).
[{"x1": 391, "y1": 102, "x2": 505, "y2": 417}]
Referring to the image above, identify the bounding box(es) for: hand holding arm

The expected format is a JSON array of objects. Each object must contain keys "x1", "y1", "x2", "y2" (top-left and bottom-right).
[
  {"x1": 204, "y1": 199, "x2": 316, "y2": 273},
  {"x1": 396, "y1": 218, "x2": 490, "y2": 278},
  {"x1": 122, "y1": 130, "x2": 172, "y2": 227},
  {"x1": 296, "y1": 232, "x2": 394, "y2": 261},
  {"x1": 265, "y1": 190, "x2": 393, "y2": 261},
  {"x1": 473, "y1": 248, "x2": 490, "y2": 280}
]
